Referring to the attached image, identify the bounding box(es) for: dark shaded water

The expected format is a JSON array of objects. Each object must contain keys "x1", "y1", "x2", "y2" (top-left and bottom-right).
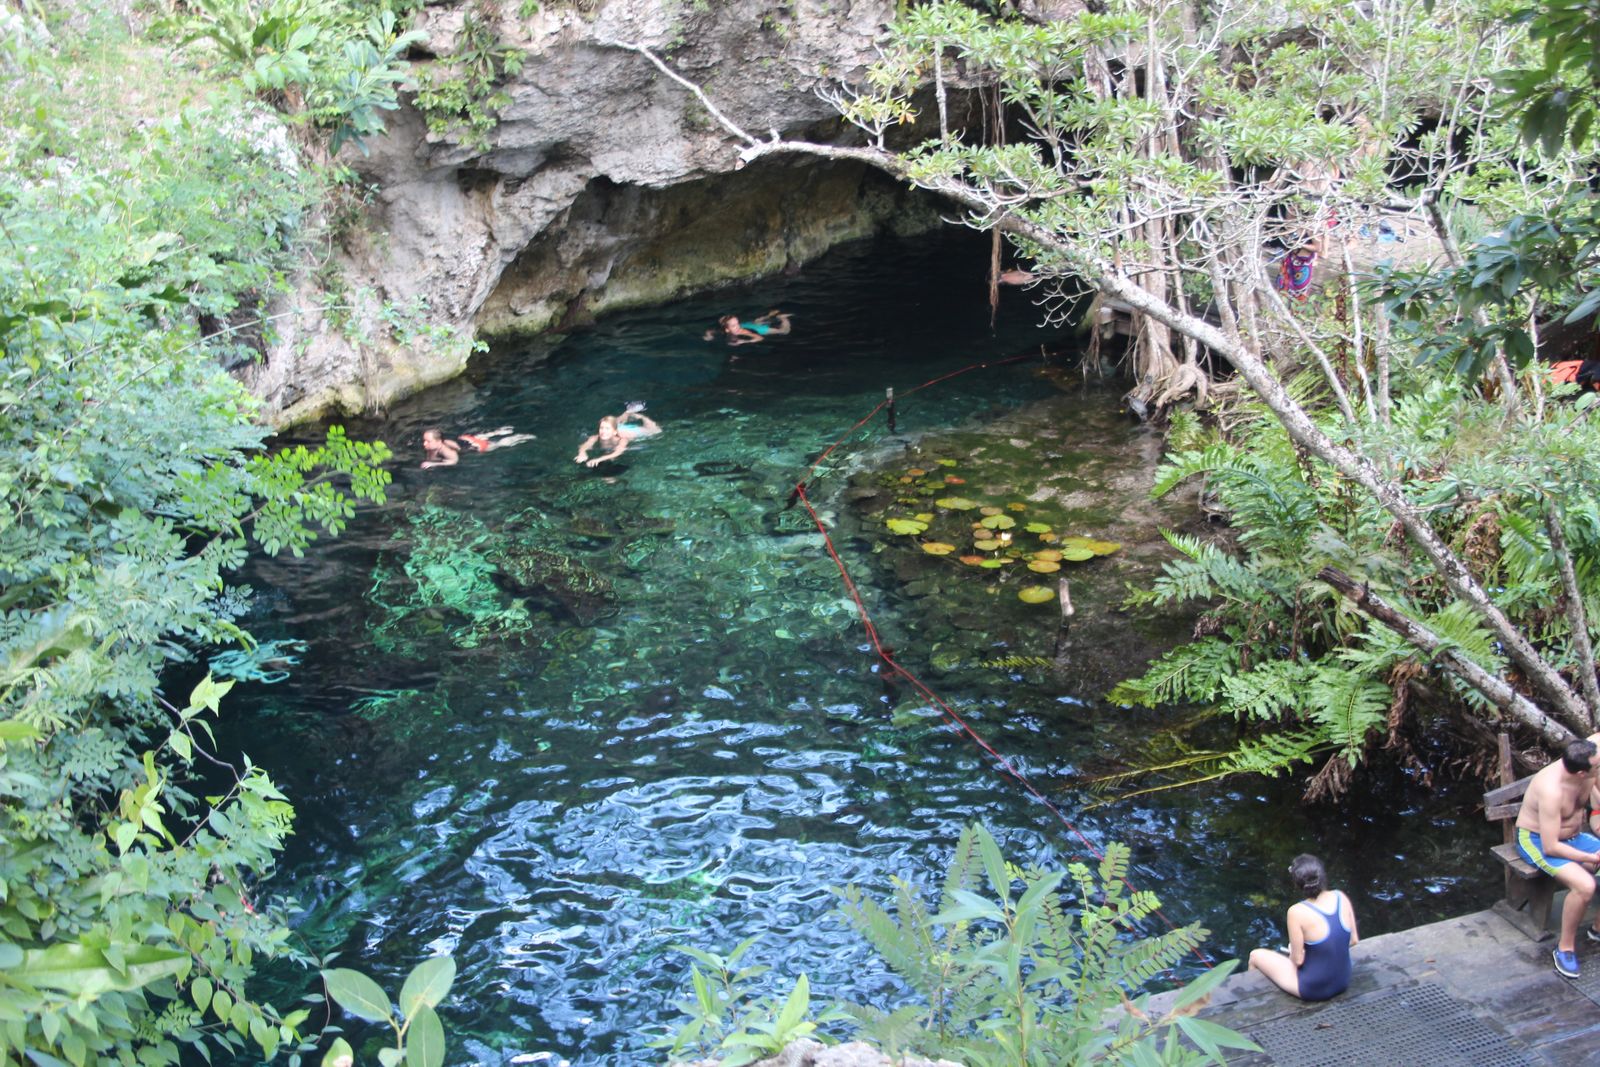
[{"x1": 233, "y1": 231, "x2": 1497, "y2": 1065}]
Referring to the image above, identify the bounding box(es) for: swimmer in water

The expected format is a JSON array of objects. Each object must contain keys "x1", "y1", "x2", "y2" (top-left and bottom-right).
[
  {"x1": 573, "y1": 403, "x2": 661, "y2": 467},
  {"x1": 421, "y1": 426, "x2": 535, "y2": 468},
  {"x1": 706, "y1": 310, "x2": 793, "y2": 345}
]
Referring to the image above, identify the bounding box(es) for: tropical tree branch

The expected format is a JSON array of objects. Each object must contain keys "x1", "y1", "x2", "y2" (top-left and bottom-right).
[{"x1": 1317, "y1": 566, "x2": 1573, "y2": 747}]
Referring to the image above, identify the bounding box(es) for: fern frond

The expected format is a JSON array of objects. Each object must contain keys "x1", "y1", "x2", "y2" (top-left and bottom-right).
[
  {"x1": 1105, "y1": 638, "x2": 1239, "y2": 707},
  {"x1": 1306, "y1": 667, "x2": 1389, "y2": 763}
]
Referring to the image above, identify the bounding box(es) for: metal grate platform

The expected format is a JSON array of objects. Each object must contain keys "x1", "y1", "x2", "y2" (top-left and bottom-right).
[
  {"x1": 1248, "y1": 982, "x2": 1535, "y2": 1067},
  {"x1": 1566, "y1": 961, "x2": 1600, "y2": 1011}
]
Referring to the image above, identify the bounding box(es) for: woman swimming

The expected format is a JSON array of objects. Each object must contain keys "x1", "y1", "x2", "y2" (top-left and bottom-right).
[
  {"x1": 573, "y1": 405, "x2": 661, "y2": 467},
  {"x1": 708, "y1": 310, "x2": 793, "y2": 345}
]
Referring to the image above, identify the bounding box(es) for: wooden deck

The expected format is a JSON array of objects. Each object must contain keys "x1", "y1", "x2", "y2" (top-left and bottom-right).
[{"x1": 1144, "y1": 902, "x2": 1600, "y2": 1065}]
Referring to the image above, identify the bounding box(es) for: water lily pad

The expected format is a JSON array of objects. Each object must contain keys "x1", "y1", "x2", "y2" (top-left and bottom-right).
[
  {"x1": 1027, "y1": 559, "x2": 1061, "y2": 573},
  {"x1": 1018, "y1": 586, "x2": 1056, "y2": 604},
  {"x1": 1038, "y1": 532, "x2": 1059, "y2": 543},
  {"x1": 1025, "y1": 522, "x2": 1053, "y2": 534},
  {"x1": 1032, "y1": 549, "x2": 1062, "y2": 562},
  {"x1": 944, "y1": 475, "x2": 966, "y2": 484},
  {"x1": 908, "y1": 468, "x2": 927, "y2": 476},
  {"x1": 922, "y1": 542, "x2": 956, "y2": 555},
  {"x1": 958, "y1": 554, "x2": 986, "y2": 565},
  {"x1": 980, "y1": 506, "x2": 1002, "y2": 516},
  {"x1": 979, "y1": 558, "x2": 1008, "y2": 568},
  {"x1": 936, "y1": 497, "x2": 978, "y2": 510},
  {"x1": 914, "y1": 512, "x2": 933, "y2": 522},
  {"x1": 1086, "y1": 540, "x2": 1122, "y2": 555},
  {"x1": 1060, "y1": 546, "x2": 1095, "y2": 561},
  {"x1": 937, "y1": 458, "x2": 958, "y2": 467},
  {"x1": 1007, "y1": 502, "x2": 1027, "y2": 511},
  {"x1": 974, "y1": 538, "x2": 1002, "y2": 551},
  {"x1": 980, "y1": 514, "x2": 1016, "y2": 530},
  {"x1": 1059, "y1": 536, "x2": 1095, "y2": 548},
  {"x1": 885, "y1": 518, "x2": 929, "y2": 535},
  {"x1": 899, "y1": 476, "x2": 915, "y2": 484}
]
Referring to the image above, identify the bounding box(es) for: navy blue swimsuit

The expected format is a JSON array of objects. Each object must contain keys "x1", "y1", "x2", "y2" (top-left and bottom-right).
[{"x1": 1296, "y1": 891, "x2": 1353, "y2": 1001}]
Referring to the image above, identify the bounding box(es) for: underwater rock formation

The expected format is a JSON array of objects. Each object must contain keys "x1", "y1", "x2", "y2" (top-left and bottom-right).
[
  {"x1": 245, "y1": 0, "x2": 941, "y2": 425},
  {"x1": 492, "y1": 544, "x2": 619, "y2": 625}
]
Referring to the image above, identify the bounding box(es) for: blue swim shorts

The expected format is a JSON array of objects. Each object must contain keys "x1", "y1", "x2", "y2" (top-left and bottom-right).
[{"x1": 1516, "y1": 827, "x2": 1600, "y2": 874}]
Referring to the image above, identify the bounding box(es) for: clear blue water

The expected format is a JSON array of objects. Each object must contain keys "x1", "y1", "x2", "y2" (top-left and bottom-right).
[{"x1": 233, "y1": 231, "x2": 1497, "y2": 1065}]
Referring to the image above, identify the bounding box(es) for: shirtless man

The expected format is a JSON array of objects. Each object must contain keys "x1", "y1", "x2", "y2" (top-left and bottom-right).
[
  {"x1": 573, "y1": 404, "x2": 661, "y2": 468},
  {"x1": 1516, "y1": 738, "x2": 1600, "y2": 977},
  {"x1": 421, "y1": 426, "x2": 535, "y2": 469}
]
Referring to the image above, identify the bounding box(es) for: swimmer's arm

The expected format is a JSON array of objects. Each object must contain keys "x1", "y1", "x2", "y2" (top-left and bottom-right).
[
  {"x1": 421, "y1": 443, "x2": 459, "y2": 469},
  {"x1": 587, "y1": 438, "x2": 628, "y2": 466},
  {"x1": 574, "y1": 434, "x2": 598, "y2": 463}
]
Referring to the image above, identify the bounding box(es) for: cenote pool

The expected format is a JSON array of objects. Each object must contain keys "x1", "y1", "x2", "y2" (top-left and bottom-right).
[{"x1": 231, "y1": 230, "x2": 1498, "y2": 1065}]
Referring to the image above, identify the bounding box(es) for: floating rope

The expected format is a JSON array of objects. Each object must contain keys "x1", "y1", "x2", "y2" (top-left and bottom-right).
[{"x1": 794, "y1": 354, "x2": 1214, "y2": 968}]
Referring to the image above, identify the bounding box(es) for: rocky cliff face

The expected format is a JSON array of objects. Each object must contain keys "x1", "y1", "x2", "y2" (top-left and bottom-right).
[{"x1": 243, "y1": 0, "x2": 936, "y2": 426}]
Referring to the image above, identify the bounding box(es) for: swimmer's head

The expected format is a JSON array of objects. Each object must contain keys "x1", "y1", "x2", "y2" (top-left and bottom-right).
[
  {"x1": 598, "y1": 415, "x2": 620, "y2": 434},
  {"x1": 422, "y1": 428, "x2": 444, "y2": 446},
  {"x1": 719, "y1": 315, "x2": 739, "y2": 332}
]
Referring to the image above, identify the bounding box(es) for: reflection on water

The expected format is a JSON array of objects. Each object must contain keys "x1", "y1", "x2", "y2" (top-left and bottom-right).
[{"x1": 235, "y1": 231, "x2": 1496, "y2": 1065}]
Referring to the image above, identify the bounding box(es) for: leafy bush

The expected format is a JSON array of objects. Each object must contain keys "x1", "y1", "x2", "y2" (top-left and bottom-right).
[
  {"x1": 657, "y1": 825, "x2": 1257, "y2": 1066},
  {"x1": 0, "y1": 10, "x2": 398, "y2": 1064},
  {"x1": 181, "y1": 0, "x2": 424, "y2": 154}
]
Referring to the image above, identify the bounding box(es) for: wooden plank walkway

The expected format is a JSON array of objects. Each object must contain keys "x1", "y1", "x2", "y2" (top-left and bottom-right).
[{"x1": 1144, "y1": 903, "x2": 1600, "y2": 1065}]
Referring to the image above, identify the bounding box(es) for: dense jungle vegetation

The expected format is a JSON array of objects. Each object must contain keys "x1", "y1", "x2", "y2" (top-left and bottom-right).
[{"x1": 6, "y1": 0, "x2": 1600, "y2": 1063}]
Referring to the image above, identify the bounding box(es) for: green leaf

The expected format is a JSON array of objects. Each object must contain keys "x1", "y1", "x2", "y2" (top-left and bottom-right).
[
  {"x1": 321, "y1": 1038, "x2": 354, "y2": 1067},
  {"x1": 323, "y1": 968, "x2": 394, "y2": 1023},
  {"x1": 0, "y1": 721, "x2": 40, "y2": 744},
  {"x1": 19, "y1": 943, "x2": 188, "y2": 996},
  {"x1": 378, "y1": 1049, "x2": 403, "y2": 1067},
  {"x1": 399, "y1": 956, "x2": 455, "y2": 1017},
  {"x1": 404, "y1": 1002, "x2": 446, "y2": 1067},
  {"x1": 773, "y1": 974, "x2": 810, "y2": 1039},
  {"x1": 192, "y1": 976, "x2": 214, "y2": 1014}
]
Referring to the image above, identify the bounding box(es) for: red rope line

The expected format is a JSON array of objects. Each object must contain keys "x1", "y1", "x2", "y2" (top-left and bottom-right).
[{"x1": 794, "y1": 355, "x2": 1213, "y2": 968}]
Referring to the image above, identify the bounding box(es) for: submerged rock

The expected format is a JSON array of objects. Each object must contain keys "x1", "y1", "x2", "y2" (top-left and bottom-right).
[{"x1": 491, "y1": 545, "x2": 618, "y2": 625}]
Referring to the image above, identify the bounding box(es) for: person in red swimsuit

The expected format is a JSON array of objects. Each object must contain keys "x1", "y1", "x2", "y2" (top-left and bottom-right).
[{"x1": 420, "y1": 426, "x2": 534, "y2": 469}]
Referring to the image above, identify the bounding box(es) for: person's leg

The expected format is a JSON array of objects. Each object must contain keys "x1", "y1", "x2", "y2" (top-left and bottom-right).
[
  {"x1": 1552, "y1": 861, "x2": 1596, "y2": 952},
  {"x1": 766, "y1": 313, "x2": 792, "y2": 335},
  {"x1": 1247, "y1": 949, "x2": 1300, "y2": 997}
]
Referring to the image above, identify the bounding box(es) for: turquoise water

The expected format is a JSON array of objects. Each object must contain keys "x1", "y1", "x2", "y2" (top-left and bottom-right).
[{"x1": 235, "y1": 231, "x2": 1496, "y2": 1065}]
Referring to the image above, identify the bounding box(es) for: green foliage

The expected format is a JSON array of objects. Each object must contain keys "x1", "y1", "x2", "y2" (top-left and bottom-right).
[
  {"x1": 0, "y1": 11, "x2": 396, "y2": 1064},
  {"x1": 833, "y1": 824, "x2": 1258, "y2": 1065},
  {"x1": 650, "y1": 938, "x2": 849, "y2": 1067},
  {"x1": 321, "y1": 955, "x2": 456, "y2": 1067},
  {"x1": 1112, "y1": 360, "x2": 1600, "y2": 796},
  {"x1": 181, "y1": 0, "x2": 425, "y2": 154},
  {"x1": 412, "y1": 3, "x2": 524, "y2": 154}
]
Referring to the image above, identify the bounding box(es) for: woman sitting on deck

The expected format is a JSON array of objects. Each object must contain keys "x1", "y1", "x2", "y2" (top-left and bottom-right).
[{"x1": 1247, "y1": 853, "x2": 1359, "y2": 1001}]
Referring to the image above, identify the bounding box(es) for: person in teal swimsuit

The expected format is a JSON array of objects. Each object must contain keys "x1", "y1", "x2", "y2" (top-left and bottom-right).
[{"x1": 709, "y1": 310, "x2": 793, "y2": 345}]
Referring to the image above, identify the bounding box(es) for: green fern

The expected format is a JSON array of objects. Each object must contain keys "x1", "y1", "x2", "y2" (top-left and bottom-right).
[{"x1": 835, "y1": 825, "x2": 1257, "y2": 1066}]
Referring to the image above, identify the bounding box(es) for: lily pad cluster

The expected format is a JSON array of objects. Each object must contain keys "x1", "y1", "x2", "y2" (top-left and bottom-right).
[{"x1": 876, "y1": 458, "x2": 1121, "y2": 604}]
